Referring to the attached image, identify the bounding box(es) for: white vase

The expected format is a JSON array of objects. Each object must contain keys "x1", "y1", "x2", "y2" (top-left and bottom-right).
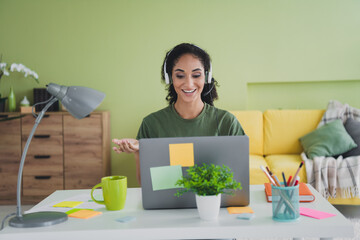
[{"x1": 195, "y1": 194, "x2": 221, "y2": 221}]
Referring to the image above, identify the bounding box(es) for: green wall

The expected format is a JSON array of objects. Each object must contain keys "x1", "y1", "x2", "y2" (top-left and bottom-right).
[{"x1": 1, "y1": 0, "x2": 359, "y2": 187}]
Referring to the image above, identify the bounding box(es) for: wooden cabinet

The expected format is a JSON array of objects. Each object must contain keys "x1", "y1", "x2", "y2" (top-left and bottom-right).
[{"x1": 0, "y1": 111, "x2": 110, "y2": 204}]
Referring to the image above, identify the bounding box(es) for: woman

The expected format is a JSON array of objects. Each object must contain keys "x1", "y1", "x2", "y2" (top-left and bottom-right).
[{"x1": 113, "y1": 43, "x2": 245, "y2": 183}]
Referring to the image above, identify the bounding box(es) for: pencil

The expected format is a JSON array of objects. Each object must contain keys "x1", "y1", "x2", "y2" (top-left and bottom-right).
[
  {"x1": 290, "y1": 161, "x2": 304, "y2": 186},
  {"x1": 260, "y1": 165, "x2": 276, "y2": 186},
  {"x1": 273, "y1": 175, "x2": 281, "y2": 187},
  {"x1": 267, "y1": 170, "x2": 279, "y2": 186}
]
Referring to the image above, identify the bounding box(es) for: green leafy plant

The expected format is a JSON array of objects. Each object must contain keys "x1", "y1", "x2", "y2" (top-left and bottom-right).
[{"x1": 175, "y1": 163, "x2": 242, "y2": 197}]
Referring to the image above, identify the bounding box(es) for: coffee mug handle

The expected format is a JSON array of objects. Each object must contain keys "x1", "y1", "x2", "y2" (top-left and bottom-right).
[{"x1": 91, "y1": 183, "x2": 105, "y2": 205}]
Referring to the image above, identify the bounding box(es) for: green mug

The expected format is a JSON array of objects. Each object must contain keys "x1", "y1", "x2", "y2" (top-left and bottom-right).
[{"x1": 91, "y1": 176, "x2": 127, "y2": 211}]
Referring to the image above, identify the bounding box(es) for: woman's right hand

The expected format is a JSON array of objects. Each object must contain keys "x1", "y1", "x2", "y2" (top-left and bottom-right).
[{"x1": 112, "y1": 138, "x2": 139, "y2": 154}]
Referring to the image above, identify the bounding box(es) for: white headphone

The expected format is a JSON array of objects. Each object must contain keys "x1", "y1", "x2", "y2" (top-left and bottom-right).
[{"x1": 163, "y1": 46, "x2": 213, "y2": 85}]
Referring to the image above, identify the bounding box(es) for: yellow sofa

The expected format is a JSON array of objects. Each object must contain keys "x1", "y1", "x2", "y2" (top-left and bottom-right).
[{"x1": 231, "y1": 109, "x2": 360, "y2": 205}]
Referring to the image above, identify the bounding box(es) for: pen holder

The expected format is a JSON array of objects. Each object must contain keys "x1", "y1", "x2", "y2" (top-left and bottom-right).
[{"x1": 272, "y1": 184, "x2": 300, "y2": 222}]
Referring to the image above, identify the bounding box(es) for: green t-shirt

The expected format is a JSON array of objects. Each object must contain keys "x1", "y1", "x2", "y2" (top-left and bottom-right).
[{"x1": 136, "y1": 103, "x2": 245, "y2": 139}]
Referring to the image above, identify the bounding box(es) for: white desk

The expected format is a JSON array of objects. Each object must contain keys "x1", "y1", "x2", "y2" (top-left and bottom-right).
[{"x1": 0, "y1": 185, "x2": 354, "y2": 240}]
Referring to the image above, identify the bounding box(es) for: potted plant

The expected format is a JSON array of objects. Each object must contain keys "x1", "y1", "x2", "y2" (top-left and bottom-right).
[
  {"x1": 175, "y1": 163, "x2": 242, "y2": 221},
  {"x1": 0, "y1": 55, "x2": 39, "y2": 112}
]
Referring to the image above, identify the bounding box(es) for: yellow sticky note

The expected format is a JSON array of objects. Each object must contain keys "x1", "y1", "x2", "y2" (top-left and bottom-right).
[
  {"x1": 227, "y1": 207, "x2": 254, "y2": 214},
  {"x1": 53, "y1": 201, "x2": 83, "y2": 208},
  {"x1": 68, "y1": 210, "x2": 102, "y2": 219},
  {"x1": 169, "y1": 143, "x2": 194, "y2": 167}
]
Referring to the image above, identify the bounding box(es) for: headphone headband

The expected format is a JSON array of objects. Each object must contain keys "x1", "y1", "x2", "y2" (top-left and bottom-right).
[{"x1": 163, "y1": 45, "x2": 212, "y2": 85}]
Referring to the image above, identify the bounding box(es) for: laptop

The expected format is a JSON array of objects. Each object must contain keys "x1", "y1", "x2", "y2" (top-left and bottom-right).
[{"x1": 139, "y1": 135, "x2": 249, "y2": 210}]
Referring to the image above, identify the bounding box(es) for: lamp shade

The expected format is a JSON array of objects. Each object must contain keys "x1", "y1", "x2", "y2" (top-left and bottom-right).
[{"x1": 47, "y1": 83, "x2": 105, "y2": 119}]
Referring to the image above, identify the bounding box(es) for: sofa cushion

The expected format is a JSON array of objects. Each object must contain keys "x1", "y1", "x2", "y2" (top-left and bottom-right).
[
  {"x1": 299, "y1": 119, "x2": 357, "y2": 159},
  {"x1": 264, "y1": 110, "x2": 325, "y2": 155},
  {"x1": 342, "y1": 118, "x2": 360, "y2": 158},
  {"x1": 265, "y1": 154, "x2": 307, "y2": 183},
  {"x1": 328, "y1": 195, "x2": 360, "y2": 205},
  {"x1": 249, "y1": 154, "x2": 269, "y2": 185},
  {"x1": 230, "y1": 111, "x2": 263, "y2": 155}
]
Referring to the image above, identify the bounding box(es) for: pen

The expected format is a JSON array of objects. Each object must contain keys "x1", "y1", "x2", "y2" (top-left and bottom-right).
[
  {"x1": 260, "y1": 165, "x2": 277, "y2": 186},
  {"x1": 282, "y1": 172, "x2": 287, "y2": 187},
  {"x1": 294, "y1": 176, "x2": 300, "y2": 186},
  {"x1": 287, "y1": 176, "x2": 292, "y2": 187},
  {"x1": 290, "y1": 161, "x2": 304, "y2": 186},
  {"x1": 267, "y1": 170, "x2": 281, "y2": 187}
]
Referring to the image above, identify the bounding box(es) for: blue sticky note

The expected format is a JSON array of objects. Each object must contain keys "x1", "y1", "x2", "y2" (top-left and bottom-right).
[
  {"x1": 236, "y1": 213, "x2": 254, "y2": 220},
  {"x1": 116, "y1": 216, "x2": 136, "y2": 223},
  {"x1": 150, "y1": 165, "x2": 183, "y2": 191}
]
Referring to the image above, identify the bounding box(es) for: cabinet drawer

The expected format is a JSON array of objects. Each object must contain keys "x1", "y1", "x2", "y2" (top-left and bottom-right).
[
  {"x1": 23, "y1": 155, "x2": 63, "y2": 175},
  {"x1": 22, "y1": 114, "x2": 63, "y2": 135},
  {"x1": 22, "y1": 135, "x2": 63, "y2": 155},
  {"x1": 23, "y1": 174, "x2": 63, "y2": 196},
  {"x1": 64, "y1": 159, "x2": 103, "y2": 189},
  {"x1": 0, "y1": 163, "x2": 19, "y2": 199},
  {"x1": 64, "y1": 114, "x2": 103, "y2": 189},
  {"x1": 63, "y1": 114, "x2": 102, "y2": 142}
]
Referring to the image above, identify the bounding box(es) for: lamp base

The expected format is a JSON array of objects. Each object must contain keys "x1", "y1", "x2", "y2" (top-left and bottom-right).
[{"x1": 9, "y1": 211, "x2": 68, "y2": 228}]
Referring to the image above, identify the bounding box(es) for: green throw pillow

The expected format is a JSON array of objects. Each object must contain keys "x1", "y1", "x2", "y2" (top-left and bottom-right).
[{"x1": 299, "y1": 119, "x2": 357, "y2": 159}]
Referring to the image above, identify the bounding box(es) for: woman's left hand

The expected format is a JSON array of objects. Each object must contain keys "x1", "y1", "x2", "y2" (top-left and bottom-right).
[{"x1": 112, "y1": 138, "x2": 139, "y2": 154}]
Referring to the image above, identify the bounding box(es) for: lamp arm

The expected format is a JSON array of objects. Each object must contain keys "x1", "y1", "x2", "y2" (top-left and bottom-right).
[{"x1": 15, "y1": 98, "x2": 58, "y2": 217}]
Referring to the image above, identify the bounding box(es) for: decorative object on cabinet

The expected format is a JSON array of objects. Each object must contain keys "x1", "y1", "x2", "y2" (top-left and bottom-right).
[
  {"x1": 8, "y1": 83, "x2": 105, "y2": 228},
  {"x1": 0, "y1": 97, "x2": 7, "y2": 112},
  {"x1": 7, "y1": 86, "x2": 16, "y2": 112},
  {"x1": 33, "y1": 88, "x2": 59, "y2": 112}
]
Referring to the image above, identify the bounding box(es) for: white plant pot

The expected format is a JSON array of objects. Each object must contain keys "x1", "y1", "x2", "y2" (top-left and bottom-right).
[{"x1": 195, "y1": 194, "x2": 221, "y2": 221}]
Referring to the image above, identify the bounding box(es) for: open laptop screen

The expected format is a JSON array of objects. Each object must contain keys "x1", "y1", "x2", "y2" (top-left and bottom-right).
[{"x1": 139, "y1": 135, "x2": 249, "y2": 210}]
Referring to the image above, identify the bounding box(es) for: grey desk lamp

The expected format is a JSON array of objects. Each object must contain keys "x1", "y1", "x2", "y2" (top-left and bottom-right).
[{"x1": 9, "y1": 83, "x2": 105, "y2": 228}]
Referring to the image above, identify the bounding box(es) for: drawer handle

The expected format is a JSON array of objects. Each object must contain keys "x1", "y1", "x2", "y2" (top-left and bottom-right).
[
  {"x1": 34, "y1": 135, "x2": 50, "y2": 138},
  {"x1": 34, "y1": 155, "x2": 51, "y2": 159},
  {"x1": 35, "y1": 176, "x2": 52, "y2": 180}
]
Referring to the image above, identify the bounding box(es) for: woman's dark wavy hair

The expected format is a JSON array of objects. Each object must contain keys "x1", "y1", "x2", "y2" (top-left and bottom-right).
[{"x1": 161, "y1": 43, "x2": 219, "y2": 106}]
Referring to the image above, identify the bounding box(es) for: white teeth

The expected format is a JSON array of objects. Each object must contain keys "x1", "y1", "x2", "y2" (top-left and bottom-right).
[{"x1": 183, "y1": 89, "x2": 196, "y2": 93}]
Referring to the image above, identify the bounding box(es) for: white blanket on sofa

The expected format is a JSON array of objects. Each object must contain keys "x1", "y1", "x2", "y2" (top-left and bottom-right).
[{"x1": 302, "y1": 152, "x2": 360, "y2": 199}]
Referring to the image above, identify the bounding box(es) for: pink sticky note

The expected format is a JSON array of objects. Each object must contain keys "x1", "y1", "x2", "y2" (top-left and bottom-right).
[{"x1": 299, "y1": 207, "x2": 336, "y2": 219}]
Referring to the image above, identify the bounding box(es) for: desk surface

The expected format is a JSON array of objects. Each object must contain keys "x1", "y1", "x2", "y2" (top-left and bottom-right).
[{"x1": 0, "y1": 185, "x2": 354, "y2": 240}]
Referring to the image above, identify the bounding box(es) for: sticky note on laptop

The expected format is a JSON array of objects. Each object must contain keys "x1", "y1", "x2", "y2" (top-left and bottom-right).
[
  {"x1": 150, "y1": 165, "x2": 183, "y2": 191},
  {"x1": 169, "y1": 143, "x2": 194, "y2": 167}
]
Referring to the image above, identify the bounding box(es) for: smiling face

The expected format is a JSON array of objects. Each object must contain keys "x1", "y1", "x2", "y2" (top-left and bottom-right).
[{"x1": 171, "y1": 54, "x2": 205, "y2": 105}]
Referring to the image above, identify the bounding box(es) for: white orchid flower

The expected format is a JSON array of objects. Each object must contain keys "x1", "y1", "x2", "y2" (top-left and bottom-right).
[
  {"x1": 0, "y1": 63, "x2": 10, "y2": 76},
  {"x1": 33, "y1": 72, "x2": 39, "y2": 79},
  {"x1": 0, "y1": 61, "x2": 39, "y2": 83},
  {"x1": 9, "y1": 63, "x2": 39, "y2": 81}
]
